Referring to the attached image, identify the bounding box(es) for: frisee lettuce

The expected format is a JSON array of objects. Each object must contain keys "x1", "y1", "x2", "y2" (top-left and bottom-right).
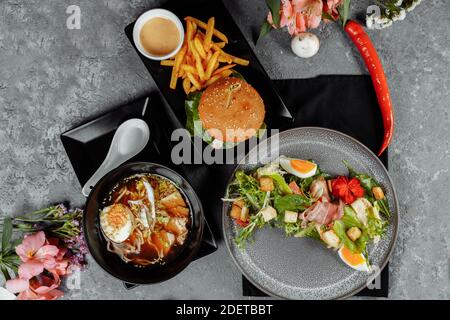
[{"x1": 294, "y1": 222, "x2": 320, "y2": 239}]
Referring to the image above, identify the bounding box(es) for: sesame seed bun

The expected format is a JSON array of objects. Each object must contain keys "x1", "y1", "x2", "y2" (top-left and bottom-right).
[{"x1": 198, "y1": 77, "x2": 265, "y2": 143}]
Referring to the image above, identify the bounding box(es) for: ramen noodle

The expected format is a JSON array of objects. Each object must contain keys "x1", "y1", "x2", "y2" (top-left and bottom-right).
[{"x1": 100, "y1": 174, "x2": 190, "y2": 266}]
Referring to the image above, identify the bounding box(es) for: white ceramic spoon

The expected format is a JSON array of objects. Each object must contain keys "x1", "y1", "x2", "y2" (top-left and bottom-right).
[{"x1": 82, "y1": 118, "x2": 150, "y2": 197}]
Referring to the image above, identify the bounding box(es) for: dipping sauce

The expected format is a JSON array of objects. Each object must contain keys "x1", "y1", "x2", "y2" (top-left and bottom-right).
[{"x1": 140, "y1": 17, "x2": 180, "y2": 57}]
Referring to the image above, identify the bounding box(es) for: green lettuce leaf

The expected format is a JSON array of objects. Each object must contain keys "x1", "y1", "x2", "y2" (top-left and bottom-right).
[
  {"x1": 355, "y1": 228, "x2": 370, "y2": 253},
  {"x1": 269, "y1": 174, "x2": 292, "y2": 195},
  {"x1": 333, "y1": 220, "x2": 358, "y2": 253},
  {"x1": 342, "y1": 205, "x2": 362, "y2": 229},
  {"x1": 185, "y1": 91, "x2": 204, "y2": 138},
  {"x1": 274, "y1": 194, "x2": 311, "y2": 214}
]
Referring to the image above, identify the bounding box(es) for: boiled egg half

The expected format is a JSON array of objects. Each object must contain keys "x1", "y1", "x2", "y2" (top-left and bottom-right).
[
  {"x1": 279, "y1": 156, "x2": 317, "y2": 179},
  {"x1": 338, "y1": 246, "x2": 370, "y2": 272},
  {"x1": 100, "y1": 203, "x2": 134, "y2": 243}
]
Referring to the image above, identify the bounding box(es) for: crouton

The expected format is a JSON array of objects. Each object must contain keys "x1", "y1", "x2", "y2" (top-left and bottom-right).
[
  {"x1": 233, "y1": 199, "x2": 245, "y2": 208},
  {"x1": 259, "y1": 177, "x2": 274, "y2": 192},
  {"x1": 346, "y1": 227, "x2": 362, "y2": 241},
  {"x1": 284, "y1": 210, "x2": 298, "y2": 223},
  {"x1": 230, "y1": 205, "x2": 241, "y2": 220},
  {"x1": 321, "y1": 230, "x2": 340, "y2": 249},
  {"x1": 372, "y1": 186, "x2": 385, "y2": 200},
  {"x1": 261, "y1": 206, "x2": 277, "y2": 222}
]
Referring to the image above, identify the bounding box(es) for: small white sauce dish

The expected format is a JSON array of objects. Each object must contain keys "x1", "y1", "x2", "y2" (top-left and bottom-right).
[{"x1": 133, "y1": 9, "x2": 184, "y2": 61}]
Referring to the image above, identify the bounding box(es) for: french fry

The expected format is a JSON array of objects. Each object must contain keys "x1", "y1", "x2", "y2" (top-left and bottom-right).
[
  {"x1": 165, "y1": 16, "x2": 248, "y2": 94},
  {"x1": 194, "y1": 37, "x2": 207, "y2": 59},
  {"x1": 182, "y1": 77, "x2": 191, "y2": 94},
  {"x1": 186, "y1": 72, "x2": 202, "y2": 91},
  {"x1": 212, "y1": 43, "x2": 224, "y2": 52},
  {"x1": 170, "y1": 70, "x2": 177, "y2": 89},
  {"x1": 204, "y1": 74, "x2": 222, "y2": 87},
  {"x1": 220, "y1": 50, "x2": 249, "y2": 66},
  {"x1": 186, "y1": 21, "x2": 195, "y2": 42},
  {"x1": 205, "y1": 51, "x2": 220, "y2": 79},
  {"x1": 221, "y1": 69, "x2": 234, "y2": 77},
  {"x1": 170, "y1": 45, "x2": 187, "y2": 89},
  {"x1": 218, "y1": 53, "x2": 233, "y2": 64},
  {"x1": 186, "y1": 54, "x2": 194, "y2": 66},
  {"x1": 175, "y1": 45, "x2": 187, "y2": 70},
  {"x1": 185, "y1": 16, "x2": 228, "y2": 43},
  {"x1": 161, "y1": 59, "x2": 175, "y2": 66},
  {"x1": 203, "y1": 51, "x2": 212, "y2": 69},
  {"x1": 230, "y1": 55, "x2": 250, "y2": 66},
  {"x1": 191, "y1": 44, "x2": 206, "y2": 81},
  {"x1": 214, "y1": 41, "x2": 226, "y2": 49},
  {"x1": 203, "y1": 17, "x2": 215, "y2": 51},
  {"x1": 212, "y1": 63, "x2": 236, "y2": 76},
  {"x1": 180, "y1": 64, "x2": 198, "y2": 75}
]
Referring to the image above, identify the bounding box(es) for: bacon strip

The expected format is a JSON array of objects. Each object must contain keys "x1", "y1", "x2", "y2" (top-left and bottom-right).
[{"x1": 300, "y1": 199, "x2": 344, "y2": 227}]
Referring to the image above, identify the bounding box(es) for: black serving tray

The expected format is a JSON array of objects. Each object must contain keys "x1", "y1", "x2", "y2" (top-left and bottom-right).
[
  {"x1": 60, "y1": 94, "x2": 218, "y2": 287},
  {"x1": 124, "y1": 0, "x2": 293, "y2": 132}
]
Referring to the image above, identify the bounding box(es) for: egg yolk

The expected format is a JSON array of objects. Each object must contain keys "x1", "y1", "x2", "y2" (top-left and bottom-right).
[
  {"x1": 341, "y1": 246, "x2": 365, "y2": 266},
  {"x1": 107, "y1": 204, "x2": 130, "y2": 229},
  {"x1": 290, "y1": 159, "x2": 316, "y2": 174}
]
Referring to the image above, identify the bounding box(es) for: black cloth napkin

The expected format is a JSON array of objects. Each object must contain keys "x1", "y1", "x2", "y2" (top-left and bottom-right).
[{"x1": 242, "y1": 75, "x2": 389, "y2": 298}]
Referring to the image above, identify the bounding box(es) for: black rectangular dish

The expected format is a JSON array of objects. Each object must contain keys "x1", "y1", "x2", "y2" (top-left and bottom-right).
[
  {"x1": 60, "y1": 94, "x2": 218, "y2": 281},
  {"x1": 124, "y1": 0, "x2": 293, "y2": 132}
]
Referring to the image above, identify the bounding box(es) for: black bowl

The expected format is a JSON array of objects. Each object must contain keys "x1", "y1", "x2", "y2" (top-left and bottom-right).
[{"x1": 84, "y1": 162, "x2": 204, "y2": 284}]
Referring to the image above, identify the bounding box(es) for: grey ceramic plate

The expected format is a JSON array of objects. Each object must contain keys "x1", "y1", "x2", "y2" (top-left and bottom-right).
[{"x1": 222, "y1": 127, "x2": 399, "y2": 300}]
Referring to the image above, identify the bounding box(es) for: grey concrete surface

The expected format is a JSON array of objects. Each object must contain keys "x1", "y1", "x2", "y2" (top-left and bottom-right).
[{"x1": 0, "y1": 0, "x2": 449, "y2": 300}]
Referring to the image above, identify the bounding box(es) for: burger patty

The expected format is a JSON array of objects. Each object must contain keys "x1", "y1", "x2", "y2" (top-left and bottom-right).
[{"x1": 198, "y1": 77, "x2": 265, "y2": 143}]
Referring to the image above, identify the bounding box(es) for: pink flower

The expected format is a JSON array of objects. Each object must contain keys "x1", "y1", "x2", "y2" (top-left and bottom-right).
[
  {"x1": 326, "y1": 0, "x2": 343, "y2": 16},
  {"x1": 6, "y1": 273, "x2": 63, "y2": 300},
  {"x1": 48, "y1": 258, "x2": 69, "y2": 276},
  {"x1": 5, "y1": 231, "x2": 69, "y2": 300},
  {"x1": 16, "y1": 231, "x2": 59, "y2": 265},
  {"x1": 18, "y1": 260, "x2": 44, "y2": 279},
  {"x1": 277, "y1": 0, "x2": 296, "y2": 35},
  {"x1": 293, "y1": 0, "x2": 323, "y2": 33},
  {"x1": 5, "y1": 278, "x2": 29, "y2": 293},
  {"x1": 270, "y1": 0, "x2": 324, "y2": 36}
]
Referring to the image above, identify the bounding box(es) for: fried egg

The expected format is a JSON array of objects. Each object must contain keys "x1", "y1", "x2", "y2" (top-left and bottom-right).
[
  {"x1": 338, "y1": 246, "x2": 370, "y2": 272},
  {"x1": 100, "y1": 204, "x2": 134, "y2": 243},
  {"x1": 279, "y1": 156, "x2": 317, "y2": 179}
]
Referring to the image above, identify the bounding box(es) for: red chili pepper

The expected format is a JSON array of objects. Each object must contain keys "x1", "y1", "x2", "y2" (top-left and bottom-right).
[
  {"x1": 331, "y1": 176, "x2": 364, "y2": 204},
  {"x1": 344, "y1": 20, "x2": 394, "y2": 156}
]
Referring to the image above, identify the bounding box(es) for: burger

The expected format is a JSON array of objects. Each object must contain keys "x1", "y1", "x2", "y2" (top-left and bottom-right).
[{"x1": 185, "y1": 76, "x2": 266, "y2": 148}]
